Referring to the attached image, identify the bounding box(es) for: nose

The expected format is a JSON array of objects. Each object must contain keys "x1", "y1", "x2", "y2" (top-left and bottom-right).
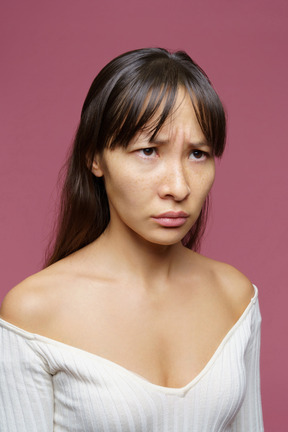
[{"x1": 158, "y1": 161, "x2": 191, "y2": 202}]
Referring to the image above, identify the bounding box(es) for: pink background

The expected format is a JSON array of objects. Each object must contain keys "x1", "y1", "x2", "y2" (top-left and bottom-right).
[{"x1": 1, "y1": 0, "x2": 287, "y2": 429}]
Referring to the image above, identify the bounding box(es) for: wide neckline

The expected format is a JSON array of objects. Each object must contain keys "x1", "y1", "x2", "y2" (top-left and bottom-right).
[{"x1": 0, "y1": 285, "x2": 258, "y2": 395}]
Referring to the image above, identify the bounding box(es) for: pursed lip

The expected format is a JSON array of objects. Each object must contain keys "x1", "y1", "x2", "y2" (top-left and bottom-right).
[
  {"x1": 151, "y1": 211, "x2": 189, "y2": 227},
  {"x1": 153, "y1": 211, "x2": 189, "y2": 218}
]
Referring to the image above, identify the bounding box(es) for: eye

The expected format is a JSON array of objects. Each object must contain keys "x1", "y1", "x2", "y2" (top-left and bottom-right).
[
  {"x1": 138, "y1": 147, "x2": 157, "y2": 157},
  {"x1": 189, "y1": 150, "x2": 207, "y2": 160}
]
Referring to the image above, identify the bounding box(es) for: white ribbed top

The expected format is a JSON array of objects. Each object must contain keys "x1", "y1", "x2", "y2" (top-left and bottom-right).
[{"x1": 0, "y1": 285, "x2": 263, "y2": 431}]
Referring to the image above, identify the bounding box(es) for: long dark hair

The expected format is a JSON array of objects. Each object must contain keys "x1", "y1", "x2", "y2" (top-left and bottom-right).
[{"x1": 45, "y1": 48, "x2": 226, "y2": 267}]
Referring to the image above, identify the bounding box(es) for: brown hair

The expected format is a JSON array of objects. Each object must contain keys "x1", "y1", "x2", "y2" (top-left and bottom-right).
[{"x1": 45, "y1": 48, "x2": 226, "y2": 266}]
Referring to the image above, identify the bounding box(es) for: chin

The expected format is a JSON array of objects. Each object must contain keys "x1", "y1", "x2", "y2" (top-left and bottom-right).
[{"x1": 142, "y1": 232, "x2": 187, "y2": 247}]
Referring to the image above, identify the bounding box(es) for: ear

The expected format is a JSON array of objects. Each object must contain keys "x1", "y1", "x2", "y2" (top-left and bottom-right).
[{"x1": 91, "y1": 155, "x2": 104, "y2": 177}]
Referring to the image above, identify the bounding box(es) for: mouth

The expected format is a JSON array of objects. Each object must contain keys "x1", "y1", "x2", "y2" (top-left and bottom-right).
[{"x1": 151, "y1": 211, "x2": 189, "y2": 227}]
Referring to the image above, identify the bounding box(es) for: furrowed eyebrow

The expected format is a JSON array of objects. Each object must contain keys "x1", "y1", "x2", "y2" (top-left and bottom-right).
[{"x1": 149, "y1": 138, "x2": 211, "y2": 147}]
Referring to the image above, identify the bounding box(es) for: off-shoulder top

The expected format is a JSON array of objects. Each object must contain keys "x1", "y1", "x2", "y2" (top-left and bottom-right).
[{"x1": 0, "y1": 285, "x2": 263, "y2": 431}]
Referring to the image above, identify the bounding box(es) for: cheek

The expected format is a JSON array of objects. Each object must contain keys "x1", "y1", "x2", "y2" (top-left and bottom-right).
[
  {"x1": 195, "y1": 165, "x2": 215, "y2": 200},
  {"x1": 205, "y1": 171, "x2": 215, "y2": 194},
  {"x1": 104, "y1": 170, "x2": 152, "y2": 209}
]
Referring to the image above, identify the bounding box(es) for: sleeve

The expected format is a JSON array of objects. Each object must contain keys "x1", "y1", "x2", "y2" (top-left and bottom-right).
[
  {"x1": 0, "y1": 321, "x2": 54, "y2": 432},
  {"x1": 230, "y1": 299, "x2": 264, "y2": 431}
]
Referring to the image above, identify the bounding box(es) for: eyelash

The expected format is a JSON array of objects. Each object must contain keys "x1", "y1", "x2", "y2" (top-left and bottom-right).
[
  {"x1": 138, "y1": 148, "x2": 157, "y2": 157},
  {"x1": 137, "y1": 148, "x2": 209, "y2": 160},
  {"x1": 189, "y1": 150, "x2": 208, "y2": 160}
]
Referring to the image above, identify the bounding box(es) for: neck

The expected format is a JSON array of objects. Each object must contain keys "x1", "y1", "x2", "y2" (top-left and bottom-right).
[{"x1": 90, "y1": 221, "x2": 189, "y2": 288}]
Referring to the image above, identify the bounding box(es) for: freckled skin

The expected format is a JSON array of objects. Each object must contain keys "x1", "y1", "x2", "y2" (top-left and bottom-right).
[
  {"x1": 92, "y1": 90, "x2": 215, "y2": 246},
  {"x1": 0, "y1": 91, "x2": 255, "y2": 390}
]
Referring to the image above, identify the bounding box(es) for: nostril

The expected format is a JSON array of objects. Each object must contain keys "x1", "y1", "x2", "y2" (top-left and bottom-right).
[{"x1": 159, "y1": 173, "x2": 191, "y2": 201}]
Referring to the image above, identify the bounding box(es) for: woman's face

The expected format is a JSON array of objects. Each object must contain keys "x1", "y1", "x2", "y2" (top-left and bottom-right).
[{"x1": 92, "y1": 89, "x2": 215, "y2": 246}]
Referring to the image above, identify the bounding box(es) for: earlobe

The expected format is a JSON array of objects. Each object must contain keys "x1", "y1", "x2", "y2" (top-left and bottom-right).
[{"x1": 91, "y1": 157, "x2": 104, "y2": 177}]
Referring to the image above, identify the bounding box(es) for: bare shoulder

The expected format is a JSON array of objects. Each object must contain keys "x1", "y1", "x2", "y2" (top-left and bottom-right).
[
  {"x1": 0, "y1": 245, "x2": 110, "y2": 335},
  {"x1": 0, "y1": 254, "x2": 82, "y2": 333},
  {"x1": 213, "y1": 260, "x2": 254, "y2": 306},
  {"x1": 0, "y1": 267, "x2": 58, "y2": 332},
  {"x1": 191, "y1": 252, "x2": 256, "y2": 314}
]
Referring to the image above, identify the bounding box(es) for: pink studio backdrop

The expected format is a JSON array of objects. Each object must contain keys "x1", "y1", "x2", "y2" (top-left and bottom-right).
[{"x1": 1, "y1": 0, "x2": 287, "y2": 429}]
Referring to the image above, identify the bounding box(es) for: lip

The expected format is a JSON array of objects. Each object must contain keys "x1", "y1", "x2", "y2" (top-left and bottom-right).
[
  {"x1": 152, "y1": 211, "x2": 189, "y2": 227},
  {"x1": 154, "y1": 211, "x2": 189, "y2": 218}
]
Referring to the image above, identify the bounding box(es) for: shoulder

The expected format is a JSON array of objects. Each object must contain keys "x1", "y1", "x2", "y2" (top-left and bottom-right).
[
  {"x1": 0, "y1": 256, "x2": 80, "y2": 333},
  {"x1": 0, "y1": 247, "x2": 107, "y2": 334},
  {"x1": 213, "y1": 259, "x2": 255, "y2": 309},
  {"x1": 0, "y1": 270, "x2": 56, "y2": 333},
  {"x1": 191, "y1": 252, "x2": 256, "y2": 315}
]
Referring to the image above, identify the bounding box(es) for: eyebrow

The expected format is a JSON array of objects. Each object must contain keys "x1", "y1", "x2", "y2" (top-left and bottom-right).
[{"x1": 149, "y1": 138, "x2": 211, "y2": 147}]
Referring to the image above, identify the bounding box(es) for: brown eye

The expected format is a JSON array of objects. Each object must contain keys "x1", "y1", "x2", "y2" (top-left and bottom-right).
[
  {"x1": 141, "y1": 148, "x2": 156, "y2": 156},
  {"x1": 190, "y1": 150, "x2": 206, "y2": 160}
]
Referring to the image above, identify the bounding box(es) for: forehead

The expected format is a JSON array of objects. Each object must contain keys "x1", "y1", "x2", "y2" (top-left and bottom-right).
[{"x1": 140, "y1": 89, "x2": 207, "y2": 143}]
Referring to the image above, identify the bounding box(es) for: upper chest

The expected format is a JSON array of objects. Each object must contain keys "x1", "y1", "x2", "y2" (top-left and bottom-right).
[{"x1": 43, "y1": 281, "x2": 241, "y2": 388}]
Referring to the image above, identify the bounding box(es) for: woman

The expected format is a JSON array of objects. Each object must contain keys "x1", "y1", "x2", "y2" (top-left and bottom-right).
[{"x1": 0, "y1": 48, "x2": 263, "y2": 431}]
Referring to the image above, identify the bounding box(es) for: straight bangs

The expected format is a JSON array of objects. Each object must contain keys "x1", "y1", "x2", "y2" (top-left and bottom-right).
[
  {"x1": 84, "y1": 49, "x2": 226, "y2": 158},
  {"x1": 98, "y1": 70, "x2": 226, "y2": 157},
  {"x1": 184, "y1": 80, "x2": 226, "y2": 158},
  {"x1": 103, "y1": 69, "x2": 180, "y2": 150}
]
